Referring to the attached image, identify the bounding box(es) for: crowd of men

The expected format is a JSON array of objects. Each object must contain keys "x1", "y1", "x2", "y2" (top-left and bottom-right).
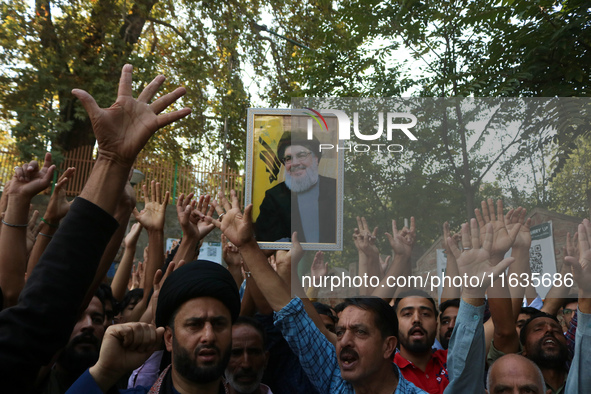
[{"x1": 0, "y1": 66, "x2": 589, "y2": 394}]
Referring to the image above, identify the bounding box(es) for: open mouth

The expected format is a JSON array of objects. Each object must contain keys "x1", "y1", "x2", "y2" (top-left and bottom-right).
[
  {"x1": 542, "y1": 337, "x2": 558, "y2": 348},
  {"x1": 340, "y1": 348, "x2": 359, "y2": 370},
  {"x1": 196, "y1": 347, "x2": 219, "y2": 363},
  {"x1": 410, "y1": 327, "x2": 426, "y2": 340}
]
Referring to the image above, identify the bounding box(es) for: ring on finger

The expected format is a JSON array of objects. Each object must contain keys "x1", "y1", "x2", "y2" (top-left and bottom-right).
[{"x1": 219, "y1": 213, "x2": 225, "y2": 220}]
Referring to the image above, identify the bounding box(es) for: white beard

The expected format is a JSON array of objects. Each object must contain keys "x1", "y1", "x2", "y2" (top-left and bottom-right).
[
  {"x1": 285, "y1": 160, "x2": 319, "y2": 192},
  {"x1": 225, "y1": 368, "x2": 265, "y2": 394}
]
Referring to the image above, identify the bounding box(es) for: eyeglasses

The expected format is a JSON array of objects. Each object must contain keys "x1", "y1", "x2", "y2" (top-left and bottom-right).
[{"x1": 282, "y1": 150, "x2": 312, "y2": 164}]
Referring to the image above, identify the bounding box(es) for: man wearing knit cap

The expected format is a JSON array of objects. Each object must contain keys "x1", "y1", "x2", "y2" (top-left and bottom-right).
[
  {"x1": 67, "y1": 260, "x2": 241, "y2": 394},
  {"x1": 255, "y1": 130, "x2": 336, "y2": 244}
]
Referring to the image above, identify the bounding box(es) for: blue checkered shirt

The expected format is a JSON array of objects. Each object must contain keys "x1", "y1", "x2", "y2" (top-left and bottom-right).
[{"x1": 273, "y1": 297, "x2": 427, "y2": 394}]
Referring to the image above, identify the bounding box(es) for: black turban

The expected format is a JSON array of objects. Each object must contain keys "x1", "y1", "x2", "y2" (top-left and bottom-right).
[
  {"x1": 277, "y1": 130, "x2": 322, "y2": 162},
  {"x1": 155, "y1": 260, "x2": 240, "y2": 327}
]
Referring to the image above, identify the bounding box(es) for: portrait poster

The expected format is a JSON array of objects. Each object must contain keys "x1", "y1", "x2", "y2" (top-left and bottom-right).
[{"x1": 245, "y1": 108, "x2": 344, "y2": 250}]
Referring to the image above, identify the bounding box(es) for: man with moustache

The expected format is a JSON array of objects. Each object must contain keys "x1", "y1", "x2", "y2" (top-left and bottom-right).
[
  {"x1": 437, "y1": 299, "x2": 459, "y2": 350},
  {"x1": 67, "y1": 261, "x2": 240, "y2": 394},
  {"x1": 206, "y1": 192, "x2": 527, "y2": 394},
  {"x1": 393, "y1": 290, "x2": 448, "y2": 394},
  {"x1": 519, "y1": 312, "x2": 571, "y2": 393},
  {"x1": 224, "y1": 317, "x2": 272, "y2": 394},
  {"x1": 255, "y1": 130, "x2": 336, "y2": 243},
  {"x1": 40, "y1": 294, "x2": 105, "y2": 393}
]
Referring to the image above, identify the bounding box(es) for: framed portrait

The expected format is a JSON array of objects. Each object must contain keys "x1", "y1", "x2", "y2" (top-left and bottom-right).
[{"x1": 245, "y1": 108, "x2": 344, "y2": 250}]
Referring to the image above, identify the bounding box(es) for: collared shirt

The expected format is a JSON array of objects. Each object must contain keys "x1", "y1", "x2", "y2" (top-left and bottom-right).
[
  {"x1": 394, "y1": 349, "x2": 449, "y2": 394},
  {"x1": 565, "y1": 309, "x2": 577, "y2": 363},
  {"x1": 444, "y1": 300, "x2": 487, "y2": 394},
  {"x1": 564, "y1": 308, "x2": 591, "y2": 393},
  {"x1": 273, "y1": 297, "x2": 427, "y2": 394},
  {"x1": 545, "y1": 381, "x2": 565, "y2": 394},
  {"x1": 128, "y1": 350, "x2": 164, "y2": 389},
  {"x1": 431, "y1": 338, "x2": 444, "y2": 351}
]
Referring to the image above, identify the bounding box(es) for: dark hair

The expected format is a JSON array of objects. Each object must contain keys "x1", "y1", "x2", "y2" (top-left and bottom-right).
[
  {"x1": 93, "y1": 287, "x2": 106, "y2": 310},
  {"x1": 334, "y1": 302, "x2": 347, "y2": 315},
  {"x1": 313, "y1": 302, "x2": 337, "y2": 323},
  {"x1": 394, "y1": 289, "x2": 439, "y2": 320},
  {"x1": 234, "y1": 316, "x2": 267, "y2": 349},
  {"x1": 562, "y1": 295, "x2": 578, "y2": 310},
  {"x1": 339, "y1": 298, "x2": 398, "y2": 339},
  {"x1": 121, "y1": 288, "x2": 144, "y2": 310},
  {"x1": 439, "y1": 298, "x2": 460, "y2": 319},
  {"x1": 520, "y1": 306, "x2": 540, "y2": 318},
  {"x1": 519, "y1": 312, "x2": 561, "y2": 346},
  {"x1": 97, "y1": 283, "x2": 120, "y2": 315},
  {"x1": 276, "y1": 130, "x2": 322, "y2": 162}
]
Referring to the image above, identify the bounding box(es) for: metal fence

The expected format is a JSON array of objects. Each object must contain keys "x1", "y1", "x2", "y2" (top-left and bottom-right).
[{"x1": 0, "y1": 146, "x2": 244, "y2": 205}]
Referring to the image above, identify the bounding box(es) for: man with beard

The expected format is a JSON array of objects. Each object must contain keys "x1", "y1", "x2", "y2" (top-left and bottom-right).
[
  {"x1": 208, "y1": 192, "x2": 509, "y2": 394},
  {"x1": 39, "y1": 294, "x2": 105, "y2": 394},
  {"x1": 224, "y1": 317, "x2": 272, "y2": 394},
  {"x1": 67, "y1": 260, "x2": 240, "y2": 394},
  {"x1": 437, "y1": 299, "x2": 459, "y2": 350},
  {"x1": 393, "y1": 290, "x2": 448, "y2": 394},
  {"x1": 519, "y1": 312, "x2": 570, "y2": 393},
  {"x1": 255, "y1": 130, "x2": 336, "y2": 243}
]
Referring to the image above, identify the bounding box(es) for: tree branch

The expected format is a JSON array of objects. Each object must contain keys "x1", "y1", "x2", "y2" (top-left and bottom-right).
[{"x1": 146, "y1": 16, "x2": 197, "y2": 49}]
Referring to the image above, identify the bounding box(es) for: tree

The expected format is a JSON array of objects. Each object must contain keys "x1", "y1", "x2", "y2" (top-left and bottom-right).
[
  {"x1": 549, "y1": 135, "x2": 591, "y2": 218},
  {"x1": 0, "y1": 0, "x2": 263, "y2": 168}
]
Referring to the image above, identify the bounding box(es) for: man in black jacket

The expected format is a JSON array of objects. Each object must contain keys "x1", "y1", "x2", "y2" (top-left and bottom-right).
[
  {"x1": 0, "y1": 64, "x2": 190, "y2": 393},
  {"x1": 255, "y1": 130, "x2": 336, "y2": 244}
]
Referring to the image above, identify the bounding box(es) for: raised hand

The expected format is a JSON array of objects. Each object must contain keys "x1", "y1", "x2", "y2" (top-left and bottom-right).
[
  {"x1": 353, "y1": 216, "x2": 379, "y2": 257},
  {"x1": 130, "y1": 262, "x2": 142, "y2": 290},
  {"x1": 143, "y1": 260, "x2": 187, "y2": 324},
  {"x1": 379, "y1": 255, "x2": 391, "y2": 275},
  {"x1": 43, "y1": 167, "x2": 75, "y2": 224},
  {"x1": 442, "y1": 221, "x2": 460, "y2": 255},
  {"x1": 133, "y1": 181, "x2": 169, "y2": 232},
  {"x1": 124, "y1": 222, "x2": 143, "y2": 249},
  {"x1": 566, "y1": 232, "x2": 579, "y2": 262},
  {"x1": 193, "y1": 195, "x2": 216, "y2": 238},
  {"x1": 385, "y1": 217, "x2": 416, "y2": 258},
  {"x1": 474, "y1": 199, "x2": 520, "y2": 260},
  {"x1": 9, "y1": 153, "x2": 55, "y2": 199},
  {"x1": 565, "y1": 219, "x2": 591, "y2": 294},
  {"x1": 222, "y1": 234, "x2": 241, "y2": 268},
  {"x1": 504, "y1": 206, "x2": 531, "y2": 249},
  {"x1": 72, "y1": 64, "x2": 191, "y2": 166},
  {"x1": 275, "y1": 232, "x2": 304, "y2": 274},
  {"x1": 311, "y1": 251, "x2": 328, "y2": 279},
  {"x1": 176, "y1": 192, "x2": 199, "y2": 239},
  {"x1": 448, "y1": 219, "x2": 515, "y2": 299},
  {"x1": 207, "y1": 190, "x2": 254, "y2": 248},
  {"x1": 89, "y1": 322, "x2": 165, "y2": 391}
]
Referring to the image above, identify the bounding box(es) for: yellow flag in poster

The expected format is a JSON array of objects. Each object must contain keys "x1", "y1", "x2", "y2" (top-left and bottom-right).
[{"x1": 252, "y1": 116, "x2": 286, "y2": 221}]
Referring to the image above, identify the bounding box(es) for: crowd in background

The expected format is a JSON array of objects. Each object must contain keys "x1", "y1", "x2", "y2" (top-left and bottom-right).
[{"x1": 0, "y1": 66, "x2": 589, "y2": 394}]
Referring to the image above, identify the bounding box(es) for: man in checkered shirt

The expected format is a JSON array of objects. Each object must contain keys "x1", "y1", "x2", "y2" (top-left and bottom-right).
[{"x1": 211, "y1": 195, "x2": 507, "y2": 394}]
